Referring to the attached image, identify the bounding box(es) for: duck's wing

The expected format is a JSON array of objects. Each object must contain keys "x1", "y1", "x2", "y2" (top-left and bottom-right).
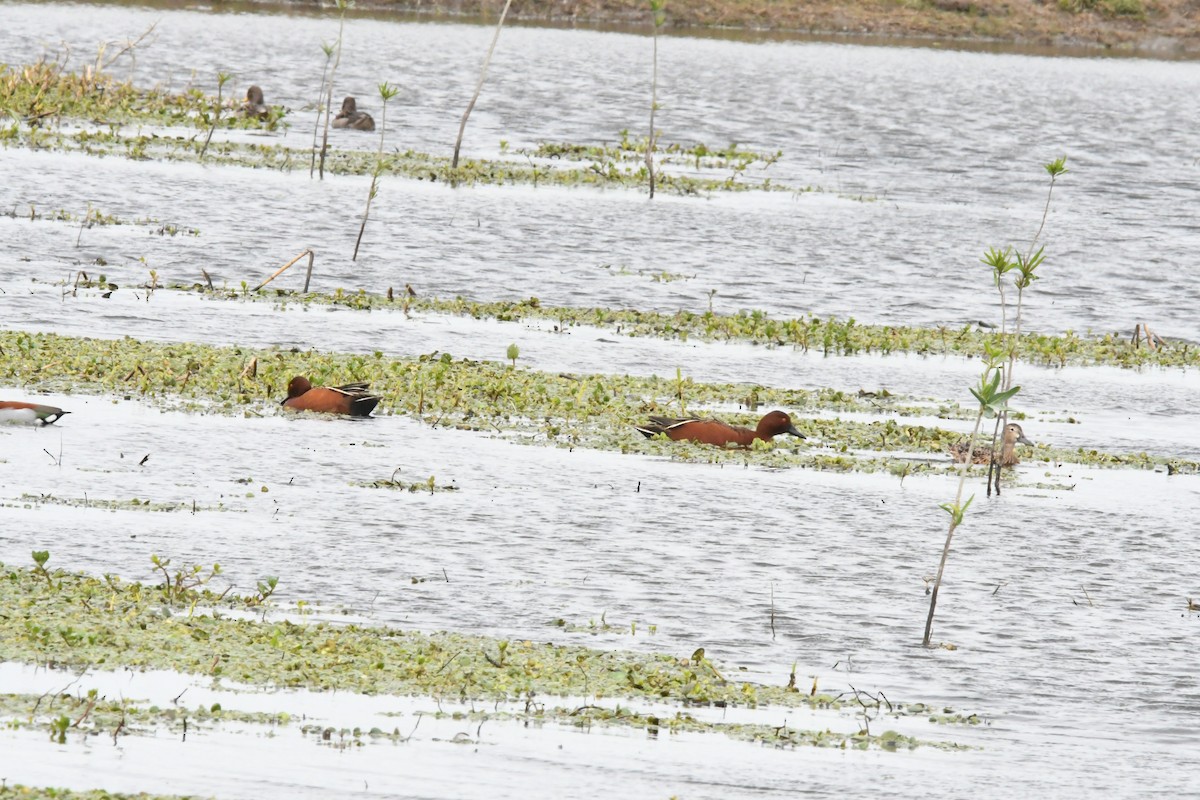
[{"x1": 332, "y1": 382, "x2": 373, "y2": 395}]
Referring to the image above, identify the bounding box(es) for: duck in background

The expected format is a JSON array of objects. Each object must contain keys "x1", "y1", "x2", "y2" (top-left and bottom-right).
[
  {"x1": 333, "y1": 96, "x2": 376, "y2": 131},
  {"x1": 242, "y1": 85, "x2": 269, "y2": 119}
]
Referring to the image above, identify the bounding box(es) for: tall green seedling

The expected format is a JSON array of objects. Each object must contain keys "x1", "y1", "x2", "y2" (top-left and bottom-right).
[
  {"x1": 646, "y1": 0, "x2": 666, "y2": 198},
  {"x1": 317, "y1": 0, "x2": 351, "y2": 180},
  {"x1": 353, "y1": 81, "x2": 400, "y2": 261},
  {"x1": 923, "y1": 346, "x2": 1022, "y2": 647},
  {"x1": 982, "y1": 157, "x2": 1066, "y2": 494},
  {"x1": 310, "y1": 41, "x2": 336, "y2": 177},
  {"x1": 452, "y1": 0, "x2": 513, "y2": 170},
  {"x1": 198, "y1": 72, "x2": 231, "y2": 160}
]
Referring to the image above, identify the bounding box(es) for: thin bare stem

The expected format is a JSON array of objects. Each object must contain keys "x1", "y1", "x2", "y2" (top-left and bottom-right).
[
  {"x1": 310, "y1": 49, "x2": 334, "y2": 178},
  {"x1": 198, "y1": 74, "x2": 229, "y2": 161},
  {"x1": 923, "y1": 410, "x2": 985, "y2": 647},
  {"x1": 319, "y1": 3, "x2": 349, "y2": 180},
  {"x1": 255, "y1": 249, "x2": 315, "y2": 291},
  {"x1": 452, "y1": 0, "x2": 513, "y2": 170},
  {"x1": 646, "y1": 1, "x2": 664, "y2": 198}
]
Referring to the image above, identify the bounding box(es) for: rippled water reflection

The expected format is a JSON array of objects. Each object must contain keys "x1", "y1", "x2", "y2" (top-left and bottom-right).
[{"x1": 2, "y1": 2, "x2": 1200, "y2": 798}]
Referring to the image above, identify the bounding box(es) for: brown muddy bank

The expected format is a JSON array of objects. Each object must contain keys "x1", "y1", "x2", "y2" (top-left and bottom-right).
[{"x1": 278, "y1": 0, "x2": 1200, "y2": 55}]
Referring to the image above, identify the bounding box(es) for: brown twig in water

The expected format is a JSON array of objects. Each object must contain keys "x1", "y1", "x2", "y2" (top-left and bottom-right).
[{"x1": 254, "y1": 249, "x2": 315, "y2": 292}]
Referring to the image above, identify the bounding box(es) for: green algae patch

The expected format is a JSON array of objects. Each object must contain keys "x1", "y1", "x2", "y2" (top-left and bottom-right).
[
  {"x1": 0, "y1": 564, "x2": 915, "y2": 711},
  {"x1": 3, "y1": 328, "x2": 1195, "y2": 474},
  {"x1": 10, "y1": 494, "x2": 232, "y2": 513},
  {"x1": 0, "y1": 563, "x2": 970, "y2": 751},
  {"x1": 0, "y1": 691, "x2": 292, "y2": 739},
  {"x1": 350, "y1": 471, "x2": 460, "y2": 492},
  {"x1": 172, "y1": 285, "x2": 1200, "y2": 371},
  {"x1": 0, "y1": 61, "x2": 284, "y2": 131},
  {"x1": 1, "y1": 63, "x2": 794, "y2": 195},
  {"x1": 0, "y1": 787, "x2": 203, "y2": 800}
]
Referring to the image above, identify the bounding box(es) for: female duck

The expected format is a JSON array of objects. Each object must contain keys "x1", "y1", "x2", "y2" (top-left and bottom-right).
[
  {"x1": 950, "y1": 422, "x2": 1034, "y2": 466},
  {"x1": 242, "y1": 85, "x2": 269, "y2": 119},
  {"x1": 636, "y1": 410, "x2": 804, "y2": 448},
  {"x1": 333, "y1": 96, "x2": 376, "y2": 131}
]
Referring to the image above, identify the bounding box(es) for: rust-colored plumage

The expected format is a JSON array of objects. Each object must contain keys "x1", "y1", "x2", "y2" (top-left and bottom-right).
[
  {"x1": 950, "y1": 423, "x2": 1034, "y2": 466},
  {"x1": 636, "y1": 410, "x2": 804, "y2": 448},
  {"x1": 281, "y1": 377, "x2": 381, "y2": 417}
]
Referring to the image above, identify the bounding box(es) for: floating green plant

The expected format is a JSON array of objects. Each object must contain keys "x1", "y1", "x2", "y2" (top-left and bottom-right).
[
  {"x1": 1, "y1": 61, "x2": 796, "y2": 195},
  {"x1": 0, "y1": 561, "x2": 972, "y2": 753},
  {"x1": 1, "y1": 328, "x2": 1193, "y2": 474},
  {"x1": 159, "y1": 284, "x2": 1200, "y2": 371},
  {"x1": 0, "y1": 61, "x2": 284, "y2": 131}
]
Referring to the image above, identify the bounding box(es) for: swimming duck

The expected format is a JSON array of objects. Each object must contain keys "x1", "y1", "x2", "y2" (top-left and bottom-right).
[
  {"x1": 950, "y1": 422, "x2": 1034, "y2": 466},
  {"x1": 332, "y1": 96, "x2": 376, "y2": 131},
  {"x1": 281, "y1": 377, "x2": 381, "y2": 417},
  {"x1": 0, "y1": 401, "x2": 69, "y2": 425},
  {"x1": 242, "y1": 85, "x2": 269, "y2": 119},
  {"x1": 636, "y1": 410, "x2": 805, "y2": 448}
]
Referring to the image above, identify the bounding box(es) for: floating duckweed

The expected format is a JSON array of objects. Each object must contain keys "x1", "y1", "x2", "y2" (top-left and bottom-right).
[
  {"x1": 0, "y1": 563, "x2": 972, "y2": 752},
  {"x1": 1, "y1": 329, "x2": 1192, "y2": 474},
  {"x1": 1, "y1": 63, "x2": 798, "y2": 196},
  {"x1": 167, "y1": 284, "x2": 1200, "y2": 371}
]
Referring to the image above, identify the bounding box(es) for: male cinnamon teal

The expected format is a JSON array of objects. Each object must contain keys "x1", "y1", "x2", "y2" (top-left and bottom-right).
[
  {"x1": 636, "y1": 410, "x2": 804, "y2": 448},
  {"x1": 332, "y1": 96, "x2": 376, "y2": 131},
  {"x1": 950, "y1": 422, "x2": 1034, "y2": 466},
  {"x1": 0, "y1": 401, "x2": 69, "y2": 425},
  {"x1": 242, "y1": 85, "x2": 269, "y2": 119},
  {"x1": 281, "y1": 377, "x2": 381, "y2": 417}
]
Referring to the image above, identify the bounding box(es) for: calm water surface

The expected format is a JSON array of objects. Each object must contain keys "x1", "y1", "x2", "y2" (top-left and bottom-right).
[{"x1": 1, "y1": 3, "x2": 1199, "y2": 798}]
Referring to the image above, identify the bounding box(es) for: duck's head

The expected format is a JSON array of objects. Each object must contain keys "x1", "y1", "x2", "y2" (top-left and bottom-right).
[
  {"x1": 758, "y1": 410, "x2": 805, "y2": 440},
  {"x1": 284, "y1": 376, "x2": 313, "y2": 403},
  {"x1": 340, "y1": 96, "x2": 358, "y2": 113},
  {"x1": 1004, "y1": 423, "x2": 1034, "y2": 447},
  {"x1": 246, "y1": 85, "x2": 265, "y2": 105}
]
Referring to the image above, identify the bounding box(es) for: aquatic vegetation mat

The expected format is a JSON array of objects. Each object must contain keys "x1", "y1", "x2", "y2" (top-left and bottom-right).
[
  {"x1": 0, "y1": 562, "x2": 973, "y2": 751},
  {"x1": 2, "y1": 328, "x2": 1192, "y2": 473},
  {"x1": 0, "y1": 63, "x2": 795, "y2": 195},
  {"x1": 168, "y1": 285, "x2": 1200, "y2": 371},
  {"x1": 0, "y1": 787, "x2": 199, "y2": 800}
]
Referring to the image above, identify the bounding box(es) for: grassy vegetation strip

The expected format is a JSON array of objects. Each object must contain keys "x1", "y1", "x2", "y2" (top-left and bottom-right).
[
  {"x1": 0, "y1": 61, "x2": 281, "y2": 130},
  {"x1": 2, "y1": 123, "x2": 785, "y2": 195},
  {"x1": 0, "y1": 564, "x2": 968, "y2": 749},
  {"x1": 163, "y1": 285, "x2": 1200, "y2": 370},
  {"x1": 0, "y1": 687, "x2": 964, "y2": 752},
  {"x1": 2, "y1": 329, "x2": 1192, "y2": 473},
  {"x1": 0, "y1": 788, "x2": 199, "y2": 800},
  {"x1": 0, "y1": 64, "x2": 791, "y2": 195}
]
